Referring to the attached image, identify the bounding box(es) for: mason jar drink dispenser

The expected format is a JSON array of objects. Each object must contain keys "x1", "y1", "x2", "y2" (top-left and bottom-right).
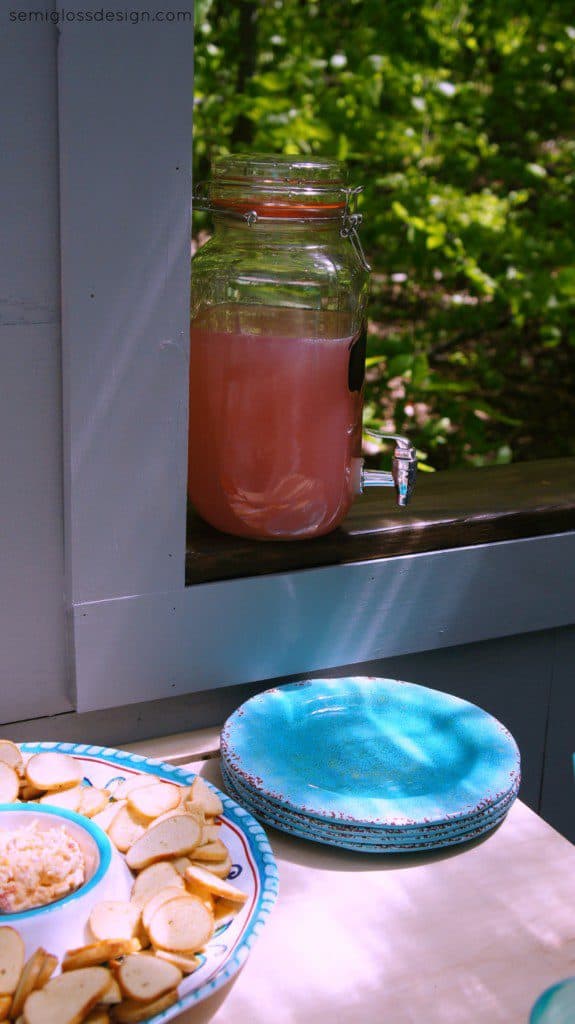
[{"x1": 188, "y1": 155, "x2": 416, "y2": 540}]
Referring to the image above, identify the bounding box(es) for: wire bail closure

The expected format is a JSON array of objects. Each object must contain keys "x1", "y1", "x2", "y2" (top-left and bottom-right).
[{"x1": 192, "y1": 180, "x2": 370, "y2": 269}]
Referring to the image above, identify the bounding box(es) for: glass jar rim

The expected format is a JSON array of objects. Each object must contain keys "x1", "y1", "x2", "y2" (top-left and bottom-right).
[{"x1": 195, "y1": 153, "x2": 361, "y2": 222}]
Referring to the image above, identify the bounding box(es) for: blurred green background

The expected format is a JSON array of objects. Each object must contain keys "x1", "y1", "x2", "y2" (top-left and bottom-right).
[{"x1": 193, "y1": 0, "x2": 575, "y2": 472}]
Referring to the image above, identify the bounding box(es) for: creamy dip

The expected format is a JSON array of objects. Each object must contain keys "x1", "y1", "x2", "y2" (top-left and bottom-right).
[{"x1": 0, "y1": 821, "x2": 85, "y2": 912}]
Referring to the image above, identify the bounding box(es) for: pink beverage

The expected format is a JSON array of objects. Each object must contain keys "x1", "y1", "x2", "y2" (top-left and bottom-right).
[{"x1": 188, "y1": 305, "x2": 364, "y2": 540}]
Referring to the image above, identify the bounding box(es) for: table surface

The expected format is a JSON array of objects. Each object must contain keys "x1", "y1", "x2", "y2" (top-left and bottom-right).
[{"x1": 130, "y1": 736, "x2": 575, "y2": 1024}]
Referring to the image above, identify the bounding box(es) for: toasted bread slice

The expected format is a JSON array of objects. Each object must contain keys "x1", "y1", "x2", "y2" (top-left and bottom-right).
[
  {"x1": 188, "y1": 776, "x2": 223, "y2": 818},
  {"x1": 90, "y1": 800, "x2": 127, "y2": 834},
  {"x1": 114, "y1": 953, "x2": 182, "y2": 1003},
  {"x1": 24, "y1": 752, "x2": 83, "y2": 792},
  {"x1": 154, "y1": 949, "x2": 199, "y2": 974},
  {"x1": 111, "y1": 988, "x2": 178, "y2": 1023},
  {"x1": 79, "y1": 788, "x2": 110, "y2": 819},
  {"x1": 184, "y1": 863, "x2": 247, "y2": 903},
  {"x1": 0, "y1": 926, "x2": 25, "y2": 995},
  {"x1": 188, "y1": 852, "x2": 232, "y2": 880},
  {"x1": 148, "y1": 894, "x2": 214, "y2": 953},
  {"x1": 127, "y1": 783, "x2": 181, "y2": 822},
  {"x1": 126, "y1": 815, "x2": 202, "y2": 871},
  {"x1": 0, "y1": 741, "x2": 23, "y2": 773},
  {"x1": 62, "y1": 940, "x2": 140, "y2": 973},
  {"x1": 192, "y1": 838, "x2": 227, "y2": 863},
  {"x1": 107, "y1": 806, "x2": 148, "y2": 853},
  {"x1": 130, "y1": 862, "x2": 184, "y2": 910},
  {"x1": 89, "y1": 902, "x2": 142, "y2": 943},
  {"x1": 141, "y1": 888, "x2": 185, "y2": 936},
  {"x1": 11, "y1": 949, "x2": 47, "y2": 1019},
  {"x1": 39, "y1": 786, "x2": 82, "y2": 813},
  {"x1": 0, "y1": 764, "x2": 19, "y2": 804},
  {"x1": 22, "y1": 966, "x2": 111, "y2": 1024}
]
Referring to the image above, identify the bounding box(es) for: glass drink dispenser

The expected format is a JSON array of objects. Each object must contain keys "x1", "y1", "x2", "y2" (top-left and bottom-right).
[{"x1": 188, "y1": 155, "x2": 416, "y2": 540}]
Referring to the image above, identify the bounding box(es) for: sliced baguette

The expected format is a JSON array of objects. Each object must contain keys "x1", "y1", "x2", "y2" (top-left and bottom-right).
[
  {"x1": 141, "y1": 888, "x2": 185, "y2": 936},
  {"x1": 127, "y1": 783, "x2": 181, "y2": 822},
  {"x1": 0, "y1": 926, "x2": 25, "y2": 995},
  {"x1": 79, "y1": 788, "x2": 110, "y2": 818},
  {"x1": 39, "y1": 786, "x2": 82, "y2": 813},
  {"x1": 0, "y1": 741, "x2": 23, "y2": 773},
  {"x1": 114, "y1": 953, "x2": 182, "y2": 1003},
  {"x1": 130, "y1": 862, "x2": 184, "y2": 910},
  {"x1": 111, "y1": 988, "x2": 178, "y2": 1023},
  {"x1": 89, "y1": 902, "x2": 142, "y2": 943},
  {"x1": 62, "y1": 940, "x2": 140, "y2": 973},
  {"x1": 0, "y1": 764, "x2": 19, "y2": 804},
  {"x1": 107, "y1": 806, "x2": 148, "y2": 853},
  {"x1": 22, "y1": 966, "x2": 111, "y2": 1024},
  {"x1": 189, "y1": 852, "x2": 232, "y2": 880},
  {"x1": 24, "y1": 752, "x2": 83, "y2": 792},
  {"x1": 91, "y1": 800, "x2": 127, "y2": 834},
  {"x1": 126, "y1": 815, "x2": 202, "y2": 871},
  {"x1": 148, "y1": 894, "x2": 214, "y2": 953},
  {"x1": 154, "y1": 949, "x2": 200, "y2": 975},
  {"x1": 184, "y1": 863, "x2": 248, "y2": 903},
  {"x1": 11, "y1": 949, "x2": 46, "y2": 1019},
  {"x1": 188, "y1": 776, "x2": 223, "y2": 817}
]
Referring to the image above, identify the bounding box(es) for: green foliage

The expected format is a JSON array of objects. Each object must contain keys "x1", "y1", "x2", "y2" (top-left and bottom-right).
[{"x1": 194, "y1": 0, "x2": 575, "y2": 469}]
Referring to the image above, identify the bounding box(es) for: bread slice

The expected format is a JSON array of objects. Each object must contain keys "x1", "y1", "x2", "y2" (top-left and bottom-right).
[
  {"x1": 141, "y1": 888, "x2": 185, "y2": 936},
  {"x1": 0, "y1": 741, "x2": 23, "y2": 773},
  {"x1": 130, "y1": 861, "x2": 184, "y2": 910},
  {"x1": 22, "y1": 966, "x2": 111, "y2": 1024},
  {"x1": 24, "y1": 752, "x2": 83, "y2": 792},
  {"x1": 0, "y1": 764, "x2": 19, "y2": 803},
  {"x1": 154, "y1": 949, "x2": 199, "y2": 975},
  {"x1": 189, "y1": 852, "x2": 232, "y2": 880},
  {"x1": 126, "y1": 815, "x2": 202, "y2": 871},
  {"x1": 114, "y1": 953, "x2": 182, "y2": 1003},
  {"x1": 184, "y1": 863, "x2": 247, "y2": 903},
  {"x1": 11, "y1": 949, "x2": 46, "y2": 1019},
  {"x1": 88, "y1": 901, "x2": 142, "y2": 943},
  {"x1": 148, "y1": 894, "x2": 214, "y2": 953},
  {"x1": 62, "y1": 940, "x2": 140, "y2": 973},
  {"x1": 39, "y1": 786, "x2": 83, "y2": 813},
  {"x1": 0, "y1": 927, "x2": 25, "y2": 996},
  {"x1": 111, "y1": 988, "x2": 178, "y2": 1023},
  {"x1": 187, "y1": 776, "x2": 223, "y2": 817},
  {"x1": 127, "y1": 783, "x2": 181, "y2": 822},
  {"x1": 107, "y1": 806, "x2": 148, "y2": 853}
]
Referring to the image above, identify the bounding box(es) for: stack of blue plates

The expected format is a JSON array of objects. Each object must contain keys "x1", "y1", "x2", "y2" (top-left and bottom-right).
[{"x1": 220, "y1": 677, "x2": 521, "y2": 854}]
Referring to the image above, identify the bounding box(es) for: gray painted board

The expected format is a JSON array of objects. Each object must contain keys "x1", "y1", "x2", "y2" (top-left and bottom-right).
[
  {"x1": 0, "y1": 15, "x2": 71, "y2": 721},
  {"x1": 539, "y1": 625, "x2": 575, "y2": 842},
  {"x1": 58, "y1": 2, "x2": 194, "y2": 605},
  {"x1": 72, "y1": 533, "x2": 575, "y2": 711}
]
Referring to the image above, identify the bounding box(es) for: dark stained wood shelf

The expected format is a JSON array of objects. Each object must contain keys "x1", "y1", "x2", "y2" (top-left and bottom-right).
[{"x1": 186, "y1": 457, "x2": 575, "y2": 585}]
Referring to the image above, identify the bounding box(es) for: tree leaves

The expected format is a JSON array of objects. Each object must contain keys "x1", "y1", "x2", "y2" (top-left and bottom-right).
[{"x1": 193, "y1": 0, "x2": 575, "y2": 468}]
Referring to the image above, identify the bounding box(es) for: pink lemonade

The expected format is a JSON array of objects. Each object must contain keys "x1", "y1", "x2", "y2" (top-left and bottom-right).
[{"x1": 188, "y1": 305, "x2": 364, "y2": 539}]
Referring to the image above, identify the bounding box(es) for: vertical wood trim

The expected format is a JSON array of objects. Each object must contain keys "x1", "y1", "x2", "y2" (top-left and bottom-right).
[{"x1": 58, "y1": 2, "x2": 194, "y2": 605}]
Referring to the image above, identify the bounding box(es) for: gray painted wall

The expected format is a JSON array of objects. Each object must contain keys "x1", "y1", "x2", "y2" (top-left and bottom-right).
[{"x1": 0, "y1": 14, "x2": 72, "y2": 719}]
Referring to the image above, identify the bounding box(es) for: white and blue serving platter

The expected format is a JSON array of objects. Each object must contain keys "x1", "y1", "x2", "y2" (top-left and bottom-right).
[
  {"x1": 221, "y1": 677, "x2": 521, "y2": 832},
  {"x1": 14, "y1": 742, "x2": 279, "y2": 1023}
]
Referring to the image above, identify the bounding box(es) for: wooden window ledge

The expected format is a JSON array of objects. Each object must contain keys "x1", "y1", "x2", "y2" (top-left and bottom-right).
[{"x1": 186, "y1": 457, "x2": 575, "y2": 585}]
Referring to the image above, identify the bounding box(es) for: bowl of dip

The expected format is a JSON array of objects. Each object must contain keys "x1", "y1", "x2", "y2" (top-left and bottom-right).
[{"x1": 0, "y1": 803, "x2": 126, "y2": 959}]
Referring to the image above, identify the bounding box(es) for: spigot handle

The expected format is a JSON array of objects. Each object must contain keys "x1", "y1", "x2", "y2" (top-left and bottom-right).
[{"x1": 361, "y1": 432, "x2": 417, "y2": 507}]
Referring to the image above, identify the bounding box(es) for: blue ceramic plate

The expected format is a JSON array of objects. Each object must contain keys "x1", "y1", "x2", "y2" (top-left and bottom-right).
[
  {"x1": 530, "y1": 978, "x2": 575, "y2": 1023},
  {"x1": 220, "y1": 760, "x2": 519, "y2": 845},
  {"x1": 221, "y1": 677, "x2": 521, "y2": 828},
  {"x1": 17, "y1": 743, "x2": 279, "y2": 1023},
  {"x1": 221, "y1": 765, "x2": 513, "y2": 854}
]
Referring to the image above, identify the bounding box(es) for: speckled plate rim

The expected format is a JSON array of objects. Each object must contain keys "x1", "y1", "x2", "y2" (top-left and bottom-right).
[
  {"x1": 221, "y1": 761, "x2": 517, "y2": 849},
  {"x1": 221, "y1": 767, "x2": 513, "y2": 854},
  {"x1": 221, "y1": 677, "x2": 521, "y2": 828},
  {"x1": 19, "y1": 742, "x2": 279, "y2": 1023},
  {"x1": 220, "y1": 760, "x2": 519, "y2": 843},
  {"x1": 221, "y1": 753, "x2": 520, "y2": 834}
]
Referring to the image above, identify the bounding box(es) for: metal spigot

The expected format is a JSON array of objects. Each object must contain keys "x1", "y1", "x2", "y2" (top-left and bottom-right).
[{"x1": 361, "y1": 432, "x2": 417, "y2": 507}]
